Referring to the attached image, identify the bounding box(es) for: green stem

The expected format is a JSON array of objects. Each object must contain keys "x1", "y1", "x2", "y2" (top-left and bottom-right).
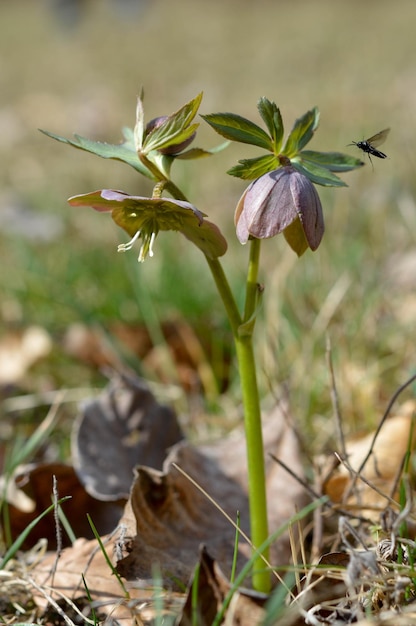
[
  {"x1": 204, "y1": 257, "x2": 242, "y2": 335},
  {"x1": 145, "y1": 154, "x2": 270, "y2": 591},
  {"x1": 139, "y1": 153, "x2": 188, "y2": 202},
  {"x1": 206, "y1": 249, "x2": 270, "y2": 593},
  {"x1": 234, "y1": 334, "x2": 270, "y2": 592},
  {"x1": 241, "y1": 237, "x2": 270, "y2": 591},
  {"x1": 244, "y1": 237, "x2": 261, "y2": 322}
]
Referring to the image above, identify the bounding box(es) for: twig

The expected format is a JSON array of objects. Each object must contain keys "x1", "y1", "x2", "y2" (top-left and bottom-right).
[
  {"x1": 50, "y1": 475, "x2": 63, "y2": 594},
  {"x1": 269, "y1": 454, "x2": 371, "y2": 524},
  {"x1": 333, "y1": 452, "x2": 401, "y2": 510}
]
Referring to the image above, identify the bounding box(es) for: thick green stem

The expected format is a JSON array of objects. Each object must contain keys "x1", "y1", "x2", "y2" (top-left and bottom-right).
[
  {"x1": 206, "y1": 251, "x2": 270, "y2": 593},
  {"x1": 234, "y1": 334, "x2": 270, "y2": 592}
]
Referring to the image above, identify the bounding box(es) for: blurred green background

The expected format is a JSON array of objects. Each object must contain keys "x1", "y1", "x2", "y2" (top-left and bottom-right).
[{"x1": 1, "y1": 0, "x2": 416, "y2": 447}]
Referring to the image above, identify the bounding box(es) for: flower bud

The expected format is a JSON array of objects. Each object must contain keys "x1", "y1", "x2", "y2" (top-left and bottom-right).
[{"x1": 145, "y1": 116, "x2": 196, "y2": 155}]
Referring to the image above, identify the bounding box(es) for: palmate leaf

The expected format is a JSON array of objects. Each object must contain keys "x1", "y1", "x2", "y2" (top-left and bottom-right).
[
  {"x1": 202, "y1": 112, "x2": 273, "y2": 151},
  {"x1": 300, "y1": 150, "x2": 364, "y2": 172},
  {"x1": 257, "y1": 97, "x2": 284, "y2": 152},
  {"x1": 174, "y1": 141, "x2": 229, "y2": 160},
  {"x1": 292, "y1": 158, "x2": 347, "y2": 187},
  {"x1": 228, "y1": 154, "x2": 280, "y2": 180},
  {"x1": 40, "y1": 128, "x2": 153, "y2": 178},
  {"x1": 282, "y1": 107, "x2": 320, "y2": 157}
]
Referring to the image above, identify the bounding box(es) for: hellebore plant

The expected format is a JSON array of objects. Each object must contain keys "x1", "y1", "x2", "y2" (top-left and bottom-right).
[{"x1": 42, "y1": 92, "x2": 363, "y2": 593}]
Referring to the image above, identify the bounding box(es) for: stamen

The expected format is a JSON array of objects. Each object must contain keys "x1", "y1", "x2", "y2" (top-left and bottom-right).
[
  {"x1": 137, "y1": 231, "x2": 157, "y2": 262},
  {"x1": 148, "y1": 232, "x2": 156, "y2": 257},
  {"x1": 117, "y1": 230, "x2": 141, "y2": 252}
]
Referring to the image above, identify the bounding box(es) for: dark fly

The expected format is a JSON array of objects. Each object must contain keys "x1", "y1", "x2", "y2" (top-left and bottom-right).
[{"x1": 350, "y1": 128, "x2": 390, "y2": 167}]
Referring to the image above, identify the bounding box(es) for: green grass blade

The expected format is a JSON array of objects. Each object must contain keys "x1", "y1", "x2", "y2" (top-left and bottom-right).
[
  {"x1": 86, "y1": 514, "x2": 129, "y2": 597},
  {"x1": 0, "y1": 496, "x2": 71, "y2": 569}
]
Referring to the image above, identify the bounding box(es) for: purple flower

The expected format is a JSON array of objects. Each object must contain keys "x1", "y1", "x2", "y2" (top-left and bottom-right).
[{"x1": 235, "y1": 166, "x2": 324, "y2": 255}]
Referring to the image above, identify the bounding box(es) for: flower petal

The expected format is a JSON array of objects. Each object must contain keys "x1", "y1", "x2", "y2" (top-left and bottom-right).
[
  {"x1": 289, "y1": 172, "x2": 324, "y2": 250},
  {"x1": 237, "y1": 168, "x2": 299, "y2": 241},
  {"x1": 283, "y1": 217, "x2": 309, "y2": 256},
  {"x1": 68, "y1": 189, "x2": 227, "y2": 258}
]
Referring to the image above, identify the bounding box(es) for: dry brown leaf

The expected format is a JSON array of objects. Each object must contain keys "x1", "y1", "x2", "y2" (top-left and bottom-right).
[
  {"x1": 324, "y1": 400, "x2": 416, "y2": 517},
  {"x1": 299, "y1": 551, "x2": 349, "y2": 618},
  {"x1": 177, "y1": 546, "x2": 267, "y2": 626},
  {"x1": 115, "y1": 442, "x2": 252, "y2": 586},
  {"x1": 31, "y1": 394, "x2": 306, "y2": 620},
  {"x1": 72, "y1": 371, "x2": 184, "y2": 500},
  {"x1": 177, "y1": 546, "x2": 230, "y2": 626},
  {"x1": 116, "y1": 402, "x2": 306, "y2": 586},
  {"x1": 31, "y1": 535, "x2": 153, "y2": 623},
  {"x1": 6, "y1": 463, "x2": 123, "y2": 549}
]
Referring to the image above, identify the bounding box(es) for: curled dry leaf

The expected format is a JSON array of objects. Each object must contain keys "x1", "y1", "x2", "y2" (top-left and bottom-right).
[
  {"x1": 72, "y1": 371, "x2": 184, "y2": 500},
  {"x1": 116, "y1": 400, "x2": 307, "y2": 587},
  {"x1": 115, "y1": 442, "x2": 251, "y2": 586},
  {"x1": 31, "y1": 386, "x2": 306, "y2": 620},
  {"x1": 298, "y1": 551, "x2": 349, "y2": 620},
  {"x1": 177, "y1": 546, "x2": 267, "y2": 626},
  {"x1": 5, "y1": 462, "x2": 123, "y2": 549}
]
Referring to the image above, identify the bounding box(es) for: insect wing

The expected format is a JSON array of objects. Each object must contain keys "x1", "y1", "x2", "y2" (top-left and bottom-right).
[{"x1": 366, "y1": 128, "x2": 390, "y2": 148}]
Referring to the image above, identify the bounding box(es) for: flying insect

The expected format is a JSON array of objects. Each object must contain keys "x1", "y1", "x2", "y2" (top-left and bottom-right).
[{"x1": 350, "y1": 128, "x2": 390, "y2": 166}]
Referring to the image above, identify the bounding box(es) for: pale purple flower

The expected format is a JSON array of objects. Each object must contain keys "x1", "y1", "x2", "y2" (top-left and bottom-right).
[{"x1": 235, "y1": 166, "x2": 324, "y2": 255}]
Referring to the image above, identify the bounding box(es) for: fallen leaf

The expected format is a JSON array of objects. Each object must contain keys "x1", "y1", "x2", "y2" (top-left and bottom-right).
[
  {"x1": 6, "y1": 463, "x2": 123, "y2": 549},
  {"x1": 298, "y1": 551, "x2": 349, "y2": 620},
  {"x1": 177, "y1": 546, "x2": 267, "y2": 626},
  {"x1": 31, "y1": 536, "x2": 152, "y2": 623},
  {"x1": 31, "y1": 378, "x2": 306, "y2": 620},
  {"x1": 115, "y1": 401, "x2": 307, "y2": 587},
  {"x1": 115, "y1": 442, "x2": 251, "y2": 587},
  {"x1": 72, "y1": 371, "x2": 184, "y2": 500},
  {"x1": 178, "y1": 546, "x2": 230, "y2": 626}
]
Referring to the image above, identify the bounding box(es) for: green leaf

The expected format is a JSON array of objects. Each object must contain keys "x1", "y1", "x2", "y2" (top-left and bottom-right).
[
  {"x1": 300, "y1": 150, "x2": 364, "y2": 172},
  {"x1": 202, "y1": 112, "x2": 273, "y2": 150},
  {"x1": 173, "y1": 140, "x2": 229, "y2": 160},
  {"x1": 292, "y1": 158, "x2": 347, "y2": 187},
  {"x1": 142, "y1": 92, "x2": 203, "y2": 153},
  {"x1": 282, "y1": 107, "x2": 320, "y2": 157},
  {"x1": 228, "y1": 154, "x2": 280, "y2": 180},
  {"x1": 40, "y1": 128, "x2": 153, "y2": 178},
  {"x1": 257, "y1": 97, "x2": 284, "y2": 152},
  {"x1": 174, "y1": 147, "x2": 214, "y2": 160}
]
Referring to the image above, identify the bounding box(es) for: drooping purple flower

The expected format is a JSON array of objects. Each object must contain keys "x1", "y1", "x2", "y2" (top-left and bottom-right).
[{"x1": 235, "y1": 166, "x2": 324, "y2": 255}]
